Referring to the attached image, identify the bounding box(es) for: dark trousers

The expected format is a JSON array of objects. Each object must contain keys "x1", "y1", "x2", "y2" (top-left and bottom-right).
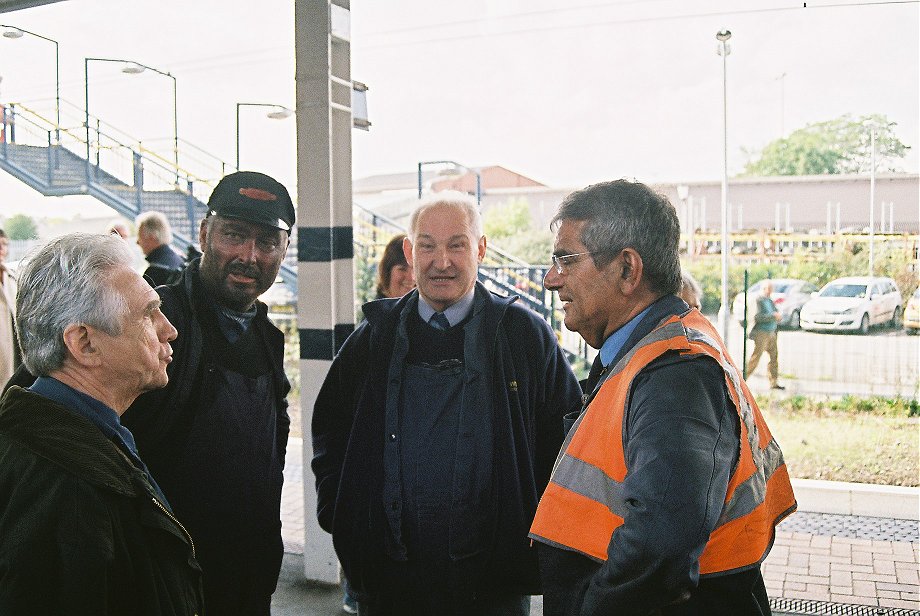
[
  {"x1": 355, "y1": 558, "x2": 530, "y2": 616},
  {"x1": 358, "y1": 589, "x2": 530, "y2": 616}
]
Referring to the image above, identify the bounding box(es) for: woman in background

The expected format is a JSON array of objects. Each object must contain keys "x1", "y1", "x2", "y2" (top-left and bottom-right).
[{"x1": 375, "y1": 233, "x2": 415, "y2": 299}]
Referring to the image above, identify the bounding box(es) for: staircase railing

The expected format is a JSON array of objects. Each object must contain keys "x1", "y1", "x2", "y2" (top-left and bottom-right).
[
  {"x1": 0, "y1": 103, "x2": 589, "y2": 369},
  {"x1": 0, "y1": 100, "x2": 296, "y2": 289}
]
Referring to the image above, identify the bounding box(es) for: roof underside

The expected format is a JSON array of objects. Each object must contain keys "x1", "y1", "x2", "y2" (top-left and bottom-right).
[{"x1": 0, "y1": 0, "x2": 62, "y2": 13}]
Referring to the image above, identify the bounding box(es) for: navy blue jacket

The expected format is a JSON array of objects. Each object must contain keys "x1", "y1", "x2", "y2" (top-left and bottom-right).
[{"x1": 312, "y1": 282, "x2": 582, "y2": 596}]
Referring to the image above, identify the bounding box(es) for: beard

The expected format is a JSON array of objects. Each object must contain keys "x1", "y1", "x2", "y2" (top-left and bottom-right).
[{"x1": 199, "y1": 254, "x2": 277, "y2": 311}]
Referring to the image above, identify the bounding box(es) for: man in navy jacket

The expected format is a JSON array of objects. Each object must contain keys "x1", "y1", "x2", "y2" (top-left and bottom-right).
[{"x1": 312, "y1": 192, "x2": 581, "y2": 615}]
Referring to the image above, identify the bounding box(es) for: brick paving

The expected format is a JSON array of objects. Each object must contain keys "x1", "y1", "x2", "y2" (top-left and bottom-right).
[
  {"x1": 280, "y1": 437, "x2": 920, "y2": 614},
  {"x1": 762, "y1": 529, "x2": 920, "y2": 611}
]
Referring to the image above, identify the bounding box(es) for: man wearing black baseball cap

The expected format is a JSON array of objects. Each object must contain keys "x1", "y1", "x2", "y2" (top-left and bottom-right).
[{"x1": 121, "y1": 171, "x2": 296, "y2": 615}]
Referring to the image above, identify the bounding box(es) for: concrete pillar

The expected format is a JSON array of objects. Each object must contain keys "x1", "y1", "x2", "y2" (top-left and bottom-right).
[{"x1": 294, "y1": 0, "x2": 354, "y2": 584}]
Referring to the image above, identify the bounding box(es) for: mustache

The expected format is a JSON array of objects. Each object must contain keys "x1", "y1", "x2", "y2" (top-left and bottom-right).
[{"x1": 226, "y1": 262, "x2": 261, "y2": 278}]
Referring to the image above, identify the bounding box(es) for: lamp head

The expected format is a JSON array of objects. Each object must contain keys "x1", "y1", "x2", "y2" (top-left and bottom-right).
[
  {"x1": 121, "y1": 63, "x2": 146, "y2": 75},
  {"x1": 716, "y1": 29, "x2": 732, "y2": 42},
  {"x1": 266, "y1": 107, "x2": 294, "y2": 120},
  {"x1": 2, "y1": 28, "x2": 24, "y2": 39}
]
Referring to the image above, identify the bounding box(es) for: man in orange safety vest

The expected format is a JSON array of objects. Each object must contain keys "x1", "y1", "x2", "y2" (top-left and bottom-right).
[{"x1": 530, "y1": 179, "x2": 796, "y2": 615}]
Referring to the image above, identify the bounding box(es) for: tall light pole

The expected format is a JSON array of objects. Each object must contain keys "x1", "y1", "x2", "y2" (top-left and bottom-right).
[
  {"x1": 716, "y1": 29, "x2": 732, "y2": 344},
  {"x1": 235, "y1": 102, "x2": 294, "y2": 170},
  {"x1": 1, "y1": 25, "x2": 59, "y2": 143},
  {"x1": 776, "y1": 71, "x2": 786, "y2": 137},
  {"x1": 84, "y1": 57, "x2": 178, "y2": 179},
  {"x1": 417, "y1": 160, "x2": 482, "y2": 205},
  {"x1": 868, "y1": 123, "x2": 877, "y2": 277}
]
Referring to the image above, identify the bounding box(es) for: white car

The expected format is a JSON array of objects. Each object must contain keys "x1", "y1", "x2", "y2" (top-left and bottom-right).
[
  {"x1": 732, "y1": 278, "x2": 818, "y2": 330},
  {"x1": 800, "y1": 276, "x2": 902, "y2": 334}
]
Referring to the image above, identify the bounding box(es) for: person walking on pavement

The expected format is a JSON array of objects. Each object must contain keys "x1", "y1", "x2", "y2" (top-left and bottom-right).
[
  {"x1": 530, "y1": 179, "x2": 796, "y2": 615},
  {"x1": 746, "y1": 279, "x2": 784, "y2": 390},
  {"x1": 136, "y1": 211, "x2": 187, "y2": 287},
  {"x1": 0, "y1": 233, "x2": 204, "y2": 614},
  {"x1": 312, "y1": 191, "x2": 582, "y2": 615}
]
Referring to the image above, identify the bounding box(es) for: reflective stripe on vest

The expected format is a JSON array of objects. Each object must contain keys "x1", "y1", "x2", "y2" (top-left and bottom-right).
[{"x1": 529, "y1": 309, "x2": 796, "y2": 576}]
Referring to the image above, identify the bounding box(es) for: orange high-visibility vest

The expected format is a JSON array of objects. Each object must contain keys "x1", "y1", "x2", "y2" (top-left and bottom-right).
[{"x1": 530, "y1": 309, "x2": 796, "y2": 576}]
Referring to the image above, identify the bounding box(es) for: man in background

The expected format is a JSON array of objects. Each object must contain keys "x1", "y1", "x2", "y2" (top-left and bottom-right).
[
  {"x1": 746, "y1": 279, "x2": 784, "y2": 390},
  {"x1": 136, "y1": 211, "x2": 186, "y2": 286},
  {"x1": 0, "y1": 233, "x2": 203, "y2": 614}
]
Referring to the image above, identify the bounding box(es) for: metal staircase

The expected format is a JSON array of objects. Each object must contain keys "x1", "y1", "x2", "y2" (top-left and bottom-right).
[
  {"x1": 0, "y1": 100, "x2": 590, "y2": 372},
  {"x1": 0, "y1": 100, "x2": 296, "y2": 288}
]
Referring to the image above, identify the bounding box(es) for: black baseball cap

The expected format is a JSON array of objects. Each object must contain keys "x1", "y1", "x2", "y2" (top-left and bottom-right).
[{"x1": 207, "y1": 171, "x2": 295, "y2": 232}]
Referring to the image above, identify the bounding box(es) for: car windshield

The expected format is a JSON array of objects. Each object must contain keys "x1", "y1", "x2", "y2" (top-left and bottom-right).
[
  {"x1": 819, "y1": 283, "x2": 866, "y2": 298},
  {"x1": 773, "y1": 282, "x2": 791, "y2": 293}
]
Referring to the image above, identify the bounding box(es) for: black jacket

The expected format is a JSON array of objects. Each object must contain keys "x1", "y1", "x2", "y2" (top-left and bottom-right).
[
  {"x1": 312, "y1": 283, "x2": 582, "y2": 597},
  {"x1": 0, "y1": 386, "x2": 204, "y2": 615},
  {"x1": 121, "y1": 260, "x2": 291, "y2": 601},
  {"x1": 144, "y1": 244, "x2": 187, "y2": 287}
]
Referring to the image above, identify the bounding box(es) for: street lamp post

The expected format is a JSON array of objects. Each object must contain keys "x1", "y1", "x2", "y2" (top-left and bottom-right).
[
  {"x1": 868, "y1": 124, "x2": 876, "y2": 277},
  {"x1": 1, "y1": 25, "x2": 59, "y2": 143},
  {"x1": 716, "y1": 29, "x2": 732, "y2": 344},
  {"x1": 235, "y1": 102, "x2": 294, "y2": 170},
  {"x1": 417, "y1": 160, "x2": 481, "y2": 205},
  {"x1": 676, "y1": 184, "x2": 692, "y2": 257},
  {"x1": 84, "y1": 57, "x2": 178, "y2": 182}
]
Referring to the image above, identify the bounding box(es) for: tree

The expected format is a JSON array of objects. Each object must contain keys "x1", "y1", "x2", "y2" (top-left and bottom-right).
[
  {"x1": 483, "y1": 198, "x2": 532, "y2": 239},
  {"x1": 483, "y1": 198, "x2": 553, "y2": 264},
  {"x1": 743, "y1": 114, "x2": 910, "y2": 176},
  {"x1": 4, "y1": 214, "x2": 38, "y2": 240}
]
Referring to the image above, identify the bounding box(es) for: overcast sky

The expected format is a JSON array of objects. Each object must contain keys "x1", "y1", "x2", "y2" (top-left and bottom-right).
[{"x1": 0, "y1": 0, "x2": 917, "y2": 220}]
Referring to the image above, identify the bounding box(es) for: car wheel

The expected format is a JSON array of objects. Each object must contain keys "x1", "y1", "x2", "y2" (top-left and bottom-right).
[
  {"x1": 858, "y1": 313, "x2": 870, "y2": 335},
  {"x1": 789, "y1": 310, "x2": 800, "y2": 330},
  {"x1": 890, "y1": 306, "x2": 903, "y2": 329}
]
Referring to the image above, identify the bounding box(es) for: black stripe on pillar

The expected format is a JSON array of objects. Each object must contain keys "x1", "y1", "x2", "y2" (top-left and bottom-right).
[
  {"x1": 299, "y1": 324, "x2": 357, "y2": 360},
  {"x1": 298, "y1": 226, "x2": 354, "y2": 262},
  {"x1": 300, "y1": 328, "x2": 334, "y2": 360}
]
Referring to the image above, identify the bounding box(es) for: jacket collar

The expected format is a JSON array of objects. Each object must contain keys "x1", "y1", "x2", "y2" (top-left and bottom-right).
[
  {"x1": 0, "y1": 386, "x2": 140, "y2": 498},
  {"x1": 361, "y1": 281, "x2": 517, "y2": 330}
]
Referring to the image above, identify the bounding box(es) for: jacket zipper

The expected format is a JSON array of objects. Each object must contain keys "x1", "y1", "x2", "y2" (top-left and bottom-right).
[{"x1": 151, "y1": 496, "x2": 197, "y2": 559}]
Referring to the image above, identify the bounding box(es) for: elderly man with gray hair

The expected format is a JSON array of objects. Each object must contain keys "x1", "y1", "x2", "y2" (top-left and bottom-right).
[
  {"x1": 0, "y1": 233, "x2": 204, "y2": 614},
  {"x1": 313, "y1": 191, "x2": 581, "y2": 614},
  {"x1": 137, "y1": 210, "x2": 185, "y2": 286}
]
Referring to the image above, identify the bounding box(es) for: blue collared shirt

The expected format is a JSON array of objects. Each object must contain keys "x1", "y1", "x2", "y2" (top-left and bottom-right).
[
  {"x1": 417, "y1": 286, "x2": 476, "y2": 328},
  {"x1": 29, "y1": 376, "x2": 171, "y2": 508},
  {"x1": 599, "y1": 305, "x2": 653, "y2": 369}
]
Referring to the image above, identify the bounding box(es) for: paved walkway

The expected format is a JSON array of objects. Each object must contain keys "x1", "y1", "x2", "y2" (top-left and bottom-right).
[{"x1": 276, "y1": 438, "x2": 920, "y2": 615}]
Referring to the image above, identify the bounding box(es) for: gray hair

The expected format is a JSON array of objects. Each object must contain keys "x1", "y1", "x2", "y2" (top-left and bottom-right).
[
  {"x1": 17, "y1": 233, "x2": 133, "y2": 376},
  {"x1": 551, "y1": 179, "x2": 682, "y2": 296},
  {"x1": 409, "y1": 191, "x2": 483, "y2": 241},
  {"x1": 680, "y1": 271, "x2": 704, "y2": 308},
  {"x1": 136, "y1": 211, "x2": 173, "y2": 244}
]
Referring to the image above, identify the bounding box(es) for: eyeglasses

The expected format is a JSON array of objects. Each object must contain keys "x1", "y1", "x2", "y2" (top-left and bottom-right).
[{"x1": 550, "y1": 251, "x2": 599, "y2": 274}]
